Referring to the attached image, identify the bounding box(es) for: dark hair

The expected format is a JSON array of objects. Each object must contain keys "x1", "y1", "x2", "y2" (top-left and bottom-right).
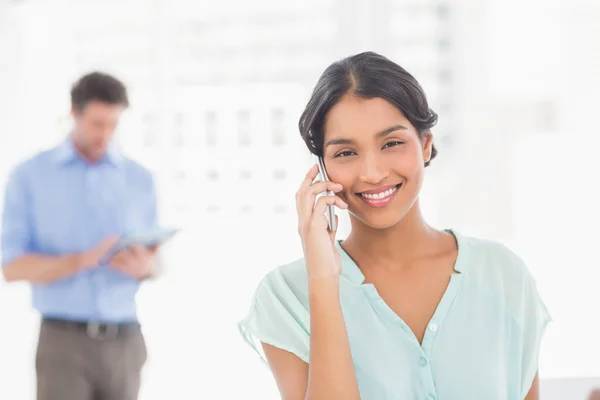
[
  {"x1": 70, "y1": 72, "x2": 129, "y2": 111},
  {"x1": 299, "y1": 51, "x2": 438, "y2": 166}
]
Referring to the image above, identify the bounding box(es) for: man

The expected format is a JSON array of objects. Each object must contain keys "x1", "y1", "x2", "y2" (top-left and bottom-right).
[{"x1": 1, "y1": 72, "x2": 160, "y2": 400}]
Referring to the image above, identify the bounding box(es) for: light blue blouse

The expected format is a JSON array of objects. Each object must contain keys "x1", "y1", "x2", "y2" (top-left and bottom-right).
[{"x1": 238, "y1": 231, "x2": 551, "y2": 400}]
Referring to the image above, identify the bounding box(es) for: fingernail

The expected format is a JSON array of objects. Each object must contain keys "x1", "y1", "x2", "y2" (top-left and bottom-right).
[{"x1": 334, "y1": 184, "x2": 343, "y2": 189}]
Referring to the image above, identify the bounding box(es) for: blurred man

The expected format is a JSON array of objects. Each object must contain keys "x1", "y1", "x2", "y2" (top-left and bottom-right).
[{"x1": 1, "y1": 72, "x2": 160, "y2": 400}]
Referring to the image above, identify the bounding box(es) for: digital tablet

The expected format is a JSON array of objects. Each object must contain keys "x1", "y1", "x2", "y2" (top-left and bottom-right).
[{"x1": 100, "y1": 227, "x2": 179, "y2": 264}]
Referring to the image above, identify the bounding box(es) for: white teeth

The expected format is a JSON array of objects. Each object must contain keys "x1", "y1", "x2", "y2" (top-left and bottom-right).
[{"x1": 360, "y1": 186, "x2": 398, "y2": 200}]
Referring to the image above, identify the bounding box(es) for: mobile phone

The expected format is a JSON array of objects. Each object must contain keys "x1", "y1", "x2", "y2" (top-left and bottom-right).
[{"x1": 315, "y1": 155, "x2": 337, "y2": 232}]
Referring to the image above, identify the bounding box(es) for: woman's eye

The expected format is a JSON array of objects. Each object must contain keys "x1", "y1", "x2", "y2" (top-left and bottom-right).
[
  {"x1": 383, "y1": 140, "x2": 404, "y2": 149},
  {"x1": 334, "y1": 150, "x2": 356, "y2": 158}
]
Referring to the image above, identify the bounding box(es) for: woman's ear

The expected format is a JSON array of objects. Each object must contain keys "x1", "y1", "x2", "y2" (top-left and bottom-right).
[{"x1": 422, "y1": 131, "x2": 433, "y2": 164}]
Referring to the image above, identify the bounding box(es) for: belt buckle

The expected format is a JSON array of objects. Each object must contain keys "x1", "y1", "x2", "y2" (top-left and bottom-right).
[
  {"x1": 86, "y1": 322, "x2": 101, "y2": 339},
  {"x1": 86, "y1": 322, "x2": 119, "y2": 340}
]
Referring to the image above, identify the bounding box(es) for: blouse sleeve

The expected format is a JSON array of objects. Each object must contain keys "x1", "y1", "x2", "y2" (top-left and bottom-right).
[
  {"x1": 517, "y1": 268, "x2": 552, "y2": 398},
  {"x1": 237, "y1": 272, "x2": 311, "y2": 366}
]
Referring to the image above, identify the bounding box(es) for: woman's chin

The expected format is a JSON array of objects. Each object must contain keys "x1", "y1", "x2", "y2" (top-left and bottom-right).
[{"x1": 349, "y1": 210, "x2": 409, "y2": 231}]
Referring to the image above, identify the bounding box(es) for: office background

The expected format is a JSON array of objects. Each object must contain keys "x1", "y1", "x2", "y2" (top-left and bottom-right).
[{"x1": 0, "y1": 0, "x2": 599, "y2": 398}]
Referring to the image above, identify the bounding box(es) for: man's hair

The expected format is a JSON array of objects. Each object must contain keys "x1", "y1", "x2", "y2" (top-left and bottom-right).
[{"x1": 70, "y1": 72, "x2": 129, "y2": 111}]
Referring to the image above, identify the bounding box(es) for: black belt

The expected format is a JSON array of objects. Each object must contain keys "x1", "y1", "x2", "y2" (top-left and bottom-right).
[{"x1": 42, "y1": 317, "x2": 141, "y2": 340}]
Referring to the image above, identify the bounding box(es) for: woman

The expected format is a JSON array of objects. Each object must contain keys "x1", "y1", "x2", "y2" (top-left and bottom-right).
[{"x1": 238, "y1": 51, "x2": 551, "y2": 399}]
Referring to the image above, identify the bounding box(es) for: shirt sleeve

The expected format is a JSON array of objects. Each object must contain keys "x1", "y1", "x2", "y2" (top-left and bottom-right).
[
  {"x1": 144, "y1": 174, "x2": 163, "y2": 276},
  {"x1": 145, "y1": 174, "x2": 159, "y2": 230},
  {"x1": 237, "y1": 272, "x2": 310, "y2": 366},
  {"x1": 518, "y1": 268, "x2": 552, "y2": 398},
  {"x1": 1, "y1": 167, "x2": 34, "y2": 267}
]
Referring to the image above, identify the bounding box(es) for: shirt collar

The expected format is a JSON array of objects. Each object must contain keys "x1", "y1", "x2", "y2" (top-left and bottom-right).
[
  {"x1": 337, "y1": 241, "x2": 366, "y2": 284},
  {"x1": 53, "y1": 135, "x2": 123, "y2": 167}
]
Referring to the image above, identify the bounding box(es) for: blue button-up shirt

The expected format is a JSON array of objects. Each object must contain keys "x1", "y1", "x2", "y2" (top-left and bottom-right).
[{"x1": 1, "y1": 137, "x2": 157, "y2": 323}]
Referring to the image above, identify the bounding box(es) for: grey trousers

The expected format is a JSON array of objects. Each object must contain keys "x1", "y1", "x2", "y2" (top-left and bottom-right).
[{"x1": 36, "y1": 320, "x2": 147, "y2": 400}]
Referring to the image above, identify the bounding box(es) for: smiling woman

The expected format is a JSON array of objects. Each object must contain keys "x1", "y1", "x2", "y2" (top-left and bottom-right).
[{"x1": 238, "y1": 51, "x2": 551, "y2": 400}]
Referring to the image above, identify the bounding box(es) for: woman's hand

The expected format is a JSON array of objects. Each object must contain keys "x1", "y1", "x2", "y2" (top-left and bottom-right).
[{"x1": 296, "y1": 164, "x2": 348, "y2": 281}]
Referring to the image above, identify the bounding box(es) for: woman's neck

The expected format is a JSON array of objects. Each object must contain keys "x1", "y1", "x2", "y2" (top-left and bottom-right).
[{"x1": 342, "y1": 200, "x2": 444, "y2": 269}]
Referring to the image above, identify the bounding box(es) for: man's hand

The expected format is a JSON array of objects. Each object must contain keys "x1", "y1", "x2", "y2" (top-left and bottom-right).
[
  {"x1": 108, "y1": 245, "x2": 159, "y2": 280},
  {"x1": 77, "y1": 236, "x2": 120, "y2": 269}
]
